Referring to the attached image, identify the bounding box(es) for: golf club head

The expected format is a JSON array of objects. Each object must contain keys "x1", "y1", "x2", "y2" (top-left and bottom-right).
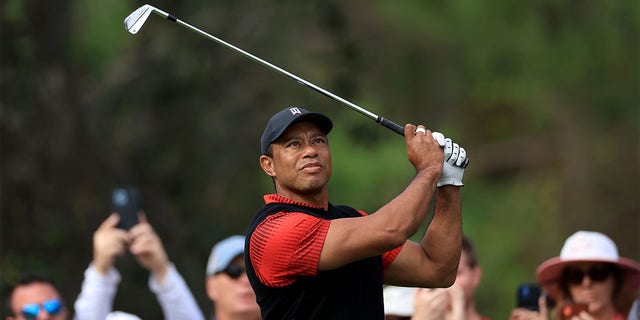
[{"x1": 124, "y1": 4, "x2": 156, "y2": 34}]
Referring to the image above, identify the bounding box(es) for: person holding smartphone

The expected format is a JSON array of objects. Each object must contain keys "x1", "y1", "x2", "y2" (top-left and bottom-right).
[
  {"x1": 509, "y1": 231, "x2": 640, "y2": 320},
  {"x1": 73, "y1": 212, "x2": 205, "y2": 320}
]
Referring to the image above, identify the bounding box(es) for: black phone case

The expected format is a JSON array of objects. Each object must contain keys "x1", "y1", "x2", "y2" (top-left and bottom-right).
[
  {"x1": 517, "y1": 284, "x2": 542, "y2": 311},
  {"x1": 111, "y1": 187, "x2": 141, "y2": 230}
]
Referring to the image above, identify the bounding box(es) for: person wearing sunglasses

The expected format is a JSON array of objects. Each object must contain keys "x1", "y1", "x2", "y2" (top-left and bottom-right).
[
  {"x1": 73, "y1": 213, "x2": 205, "y2": 320},
  {"x1": 509, "y1": 231, "x2": 640, "y2": 320},
  {"x1": 6, "y1": 272, "x2": 68, "y2": 320},
  {"x1": 205, "y1": 235, "x2": 260, "y2": 320}
]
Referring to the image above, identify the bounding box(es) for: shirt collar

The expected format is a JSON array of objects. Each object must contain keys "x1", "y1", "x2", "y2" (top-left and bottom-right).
[{"x1": 263, "y1": 194, "x2": 325, "y2": 209}]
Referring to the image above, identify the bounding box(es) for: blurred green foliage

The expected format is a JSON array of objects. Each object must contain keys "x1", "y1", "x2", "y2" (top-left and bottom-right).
[{"x1": 2, "y1": 0, "x2": 638, "y2": 318}]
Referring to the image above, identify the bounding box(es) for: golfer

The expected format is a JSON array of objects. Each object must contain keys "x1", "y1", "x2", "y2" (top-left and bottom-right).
[{"x1": 245, "y1": 106, "x2": 468, "y2": 319}]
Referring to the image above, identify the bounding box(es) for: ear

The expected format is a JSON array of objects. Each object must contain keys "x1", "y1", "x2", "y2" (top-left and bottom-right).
[
  {"x1": 205, "y1": 277, "x2": 219, "y2": 301},
  {"x1": 259, "y1": 155, "x2": 276, "y2": 177},
  {"x1": 472, "y1": 266, "x2": 483, "y2": 288}
]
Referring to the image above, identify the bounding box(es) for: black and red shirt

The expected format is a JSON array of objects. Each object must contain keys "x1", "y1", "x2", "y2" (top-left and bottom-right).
[{"x1": 245, "y1": 194, "x2": 402, "y2": 320}]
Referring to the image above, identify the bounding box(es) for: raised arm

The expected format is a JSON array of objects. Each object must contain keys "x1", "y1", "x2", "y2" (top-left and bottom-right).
[
  {"x1": 383, "y1": 185, "x2": 461, "y2": 287},
  {"x1": 129, "y1": 214, "x2": 205, "y2": 320},
  {"x1": 74, "y1": 214, "x2": 128, "y2": 320},
  {"x1": 318, "y1": 125, "x2": 465, "y2": 275},
  {"x1": 384, "y1": 135, "x2": 466, "y2": 287}
]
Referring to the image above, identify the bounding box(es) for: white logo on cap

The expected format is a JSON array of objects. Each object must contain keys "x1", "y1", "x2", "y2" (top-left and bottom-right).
[{"x1": 289, "y1": 107, "x2": 302, "y2": 115}]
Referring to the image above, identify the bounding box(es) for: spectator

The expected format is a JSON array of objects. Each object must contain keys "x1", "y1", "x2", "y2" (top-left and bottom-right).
[
  {"x1": 245, "y1": 107, "x2": 468, "y2": 319},
  {"x1": 6, "y1": 272, "x2": 68, "y2": 320},
  {"x1": 74, "y1": 213, "x2": 205, "y2": 320},
  {"x1": 205, "y1": 235, "x2": 260, "y2": 320},
  {"x1": 509, "y1": 230, "x2": 640, "y2": 320}
]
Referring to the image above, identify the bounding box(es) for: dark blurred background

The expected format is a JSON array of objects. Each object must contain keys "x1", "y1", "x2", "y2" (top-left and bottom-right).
[{"x1": 2, "y1": 0, "x2": 638, "y2": 318}]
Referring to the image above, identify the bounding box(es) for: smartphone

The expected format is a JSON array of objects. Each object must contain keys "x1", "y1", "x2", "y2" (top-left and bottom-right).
[
  {"x1": 560, "y1": 303, "x2": 588, "y2": 320},
  {"x1": 111, "y1": 187, "x2": 141, "y2": 230},
  {"x1": 517, "y1": 283, "x2": 543, "y2": 311}
]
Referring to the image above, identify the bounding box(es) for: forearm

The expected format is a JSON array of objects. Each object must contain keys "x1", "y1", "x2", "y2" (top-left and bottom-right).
[
  {"x1": 150, "y1": 263, "x2": 205, "y2": 320},
  {"x1": 73, "y1": 263, "x2": 120, "y2": 320},
  {"x1": 374, "y1": 169, "x2": 440, "y2": 240},
  {"x1": 319, "y1": 160, "x2": 443, "y2": 270},
  {"x1": 419, "y1": 186, "x2": 462, "y2": 285}
]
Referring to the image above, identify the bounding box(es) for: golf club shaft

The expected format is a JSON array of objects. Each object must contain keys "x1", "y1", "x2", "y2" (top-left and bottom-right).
[{"x1": 150, "y1": 10, "x2": 405, "y2": 136}]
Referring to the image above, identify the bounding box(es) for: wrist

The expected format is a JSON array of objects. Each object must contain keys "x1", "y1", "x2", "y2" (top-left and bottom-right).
[
  {"x1": 437, "y1": 180, "x2": 463, "y2": 187},
  {"x1": 93, "y1": 257, "x2": 113, "y2": 275},
  {"x1": 151, "y1": 262, "x2": 169, "y2": 283},
  {"x1": 437, "y1": 163, "x2": 464, "y2": 187},
  {"x1": 416, "y1": 167, "x2": 441, "y2": 185}
]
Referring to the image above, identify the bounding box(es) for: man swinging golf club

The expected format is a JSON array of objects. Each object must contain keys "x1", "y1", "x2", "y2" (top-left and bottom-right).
[
  {"x1": 245, "y1": 107, "x2": 467, "y2": 319},
  {"x1": 123, "y1": 8, "x2": 469, "y2": 318}
]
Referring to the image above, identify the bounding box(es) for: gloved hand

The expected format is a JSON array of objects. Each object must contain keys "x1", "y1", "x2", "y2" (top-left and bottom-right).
[{"x1": 437, "y1": 137, "x2": 467, "y2": 187}]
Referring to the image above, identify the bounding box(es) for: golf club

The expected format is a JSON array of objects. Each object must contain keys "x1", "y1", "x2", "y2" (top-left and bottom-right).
[{"x1": 124, "y1": 4, "x2": 469, "y2": 167}]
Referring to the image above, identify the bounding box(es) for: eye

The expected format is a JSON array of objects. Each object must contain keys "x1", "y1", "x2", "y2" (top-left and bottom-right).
[
  {"x1": 313, "y1": 137, "x2": 327, "y2": 144},
  {"x1": 286, "y1": 141, "x2": 301, "y2": 148}
]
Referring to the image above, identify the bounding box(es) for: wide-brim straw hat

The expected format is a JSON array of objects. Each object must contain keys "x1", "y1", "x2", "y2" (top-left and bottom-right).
[{"x1": 536, "y1": 231, "x2": 640, "y2": 301}]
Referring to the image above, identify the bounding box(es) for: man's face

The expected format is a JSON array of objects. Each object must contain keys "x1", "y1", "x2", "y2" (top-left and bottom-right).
[
  {"x1": 454, "y1": 251, "x2": 482, "y2": 303},
  {"x1": 9, "y1": 282, "x2": 67, "y2": 320},
  {"x1": 262, "y1": 121, "x2": 332, "y2": 195},
  {"x1": 206, "y1": 256, "x2": 260, "y2": 319}
]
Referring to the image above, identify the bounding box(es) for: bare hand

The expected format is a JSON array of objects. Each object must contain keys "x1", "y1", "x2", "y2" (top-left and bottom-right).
[
  {"x1": 128, "y1": 212, "x2": 169, "y2": 282},
  {"x1": 93, "y1": 213, "x2": 129, "y2": 275},
  {"x1": 413, "y1": 288, "x2": 451, "y2": 320},
  {"x1": 509, "y1": 293, "x2": 550, "y2": 320},
  {"x1": 572, "y1": 311, "x2": 594, "y2": 320},
  {"x1": 447, "y1": 284, "x2": 466, "y2": 320},
  {"x1": 509, "y1": 309, "x2": 540, "y2": 320},
  {"x1": 404, "y1": 124, "x2": 444, "y2": 176}
]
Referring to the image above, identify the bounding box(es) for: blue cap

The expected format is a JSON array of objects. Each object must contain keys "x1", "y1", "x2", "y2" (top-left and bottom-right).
[
  {"x1": 260, "y1": 107, "x2": 333, "y2": 155},
  {"x1": 206, "y1": 235, "x2": 245, "y2": 276}
]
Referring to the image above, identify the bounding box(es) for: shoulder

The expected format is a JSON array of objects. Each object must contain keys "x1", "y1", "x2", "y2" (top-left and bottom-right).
[
  {"x1": 333, "y1": 205, "x2": 368, "y2": 217},
  {"x1": 249, "y1": 212, "x2": 331, "y2": 286},
  {"x1": 261, "y1": 211, "x2": 323, "y2": 228},
  {"x1": 252, "y1": 212, "x2": 329, "y2": 244}
]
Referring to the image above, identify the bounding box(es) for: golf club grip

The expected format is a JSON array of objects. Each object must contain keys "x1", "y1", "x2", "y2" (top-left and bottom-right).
[
  {"x1": 377, "y1": 117, "x2": 405, "y2": 136},
  {"x1": 378, "y1": 116, "x2": 470, "y2": 168}
]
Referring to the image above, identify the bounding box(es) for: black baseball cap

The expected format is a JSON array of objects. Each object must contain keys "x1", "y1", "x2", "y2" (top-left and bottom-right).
[{"x1": 260, "y1": 107, "x2": 333, "y2": 155}]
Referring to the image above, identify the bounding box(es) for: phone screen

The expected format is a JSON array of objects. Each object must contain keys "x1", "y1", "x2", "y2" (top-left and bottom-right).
[{"x1": 111, "y1": 187, "x2": 141, "y2": 230}]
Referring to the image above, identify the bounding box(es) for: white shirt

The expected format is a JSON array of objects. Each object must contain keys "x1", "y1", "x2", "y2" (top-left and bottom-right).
[{"x1": 73, "y1": 263, "x2": 205, "y2": 320}]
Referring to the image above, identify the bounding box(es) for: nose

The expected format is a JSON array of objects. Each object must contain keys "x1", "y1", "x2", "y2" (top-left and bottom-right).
[
  {"x1": 37, "y1": 310, "x2": 51, "y2": 320},
  {"x1": 302, "y1": 141, "x2": 318, "y2": 157},
  {"x1": 239, "y1": 272, "x2": 251, "y2": 283}
]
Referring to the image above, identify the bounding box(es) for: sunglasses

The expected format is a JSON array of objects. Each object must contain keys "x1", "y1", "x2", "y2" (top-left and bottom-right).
[
  {"x1": 216, "y1": 264, "x2": 246, "y2": 279},
  {"x1": 564, "y1": 264, "x2": 615, "y2": 285},
  {"x1": 20, "y1": 299, "x2": 62, "y2": 319}
]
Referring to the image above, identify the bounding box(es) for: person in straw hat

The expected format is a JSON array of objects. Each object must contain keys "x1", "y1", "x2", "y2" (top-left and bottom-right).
[{"x1": 510, "y1": 230, "x2": 639, "y2": 320}]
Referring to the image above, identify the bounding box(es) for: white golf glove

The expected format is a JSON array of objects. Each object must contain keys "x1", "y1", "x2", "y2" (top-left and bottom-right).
[
  {"x1": 431, "y1": 132, "x2": 446, "y2": 146},
  {"x1": 437, "y1": 137, "x2": 467, "y2": 187}
]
